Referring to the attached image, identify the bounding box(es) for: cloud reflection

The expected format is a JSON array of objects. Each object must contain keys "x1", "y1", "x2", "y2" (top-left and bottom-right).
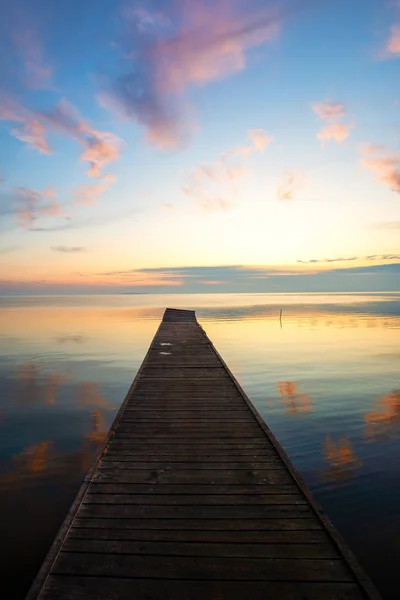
[
  {"x1": 364, "y1": 390, "x2": 400, "y2": 440},
  {"x1": 322, "y1": 435, "x2": 361, "y2": 481},
  {"x1": 15, "y1": 364, "x2": 67, "y2": 406},
  {"x1": 276, "y1": 381, "x2": 312, "y2": 414}
]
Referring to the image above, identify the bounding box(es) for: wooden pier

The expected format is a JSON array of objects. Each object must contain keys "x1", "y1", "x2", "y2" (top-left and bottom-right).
[{"x1": 27, "y1": 308, "x2": 380, "y2": 600}]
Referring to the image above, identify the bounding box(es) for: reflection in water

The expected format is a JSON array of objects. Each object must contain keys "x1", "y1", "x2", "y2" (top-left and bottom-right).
[
  {"x1": 85, "y1": 411, "x2": 109, "y2": 444},
  {"x1": 0, "y1": 414, "x2": 110, "y2": 492},
  {"x1": 0, "y1": 293, "x2": 399, "y2": 599},
  {"x1": 15, "y1": 364, "x2": 67, "y2": 406},
  {"x1": 76, "y1": 381, "x2": 116, "y2": 411},
  {"x1": 276, "y1": 381, "x2": 312, "y2": 414},
  {"x1": 364, "y1": 390, "x2": 400, "y2": 440},
  {"x1": 322, "y1": 435, "x2": 361, "y2": 481},
  {"x1": 55, "y1": 334, "x2": 85, "y2": 344}
]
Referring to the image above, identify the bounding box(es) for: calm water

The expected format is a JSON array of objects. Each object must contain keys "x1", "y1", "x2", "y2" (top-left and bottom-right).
[{"x1": 0, "y1": 293, "x2": 399, "y2": 599}]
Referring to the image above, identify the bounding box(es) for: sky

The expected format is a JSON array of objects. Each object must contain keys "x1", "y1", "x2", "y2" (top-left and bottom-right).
[{"x1": 0, "y1": 0, "x2": 399, "y2": 294}]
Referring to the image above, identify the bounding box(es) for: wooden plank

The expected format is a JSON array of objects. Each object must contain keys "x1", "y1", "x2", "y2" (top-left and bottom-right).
[
  {"x1": 102, "y1": 454, "x2": 281, "y2": 462},
  {"x1": 114, "y1": 424, "x2": 263, "y2": 432},
  {"x1": 107, "y1": 441, "x2": 273, "y2": 449},
  {"x1": 92, "y1": 468, "x2": 293, "y2": 485},
  {"x1": 26, "y1": 307, "x2": 381, "y2": 600},
  {"x1": 68, "y1": 527, "x2": 330, "y2": 543},
  {"x1": 52, "y1": 552, "x2": 352, "y2": 582},
  {"x1": 84, "y1": 493, "x2": 307, "y2": 505},
  {"x1": 98, "y1": 460, "x2": 285, "y2": 470},
  {"x1": 73, "y1": 517, "x2": 321, "y2": 531},
  {"x1": 78, "y1": 504, "x2": 313, "y2": 520},
  {"x1": 62, "y1": 538, "x2": 339, "y2": 558},
  {"x1": 87, "y1": 483, "x2": 299, "y2": 495},
  {"x1": 39, "y1": 577, "x2": 367, "y2": 600}
]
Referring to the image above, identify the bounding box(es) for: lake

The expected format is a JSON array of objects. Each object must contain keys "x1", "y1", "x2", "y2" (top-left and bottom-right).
[{"x1": 0, "y1": 292, "x2": 399, "y2": 599}]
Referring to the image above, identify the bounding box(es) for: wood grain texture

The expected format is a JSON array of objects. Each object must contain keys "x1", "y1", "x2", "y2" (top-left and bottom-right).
[
  {"x1": 27, "y1": 307, "x2": 381, "y2": 600},
  {"x1": 39, "y1": 577, "x2": 367, "y2": 600}
]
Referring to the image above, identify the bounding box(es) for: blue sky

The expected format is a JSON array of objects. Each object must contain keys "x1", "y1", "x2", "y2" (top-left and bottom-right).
[{"x1": 0, "y1": 0, "x2": 399, "y2": 293}]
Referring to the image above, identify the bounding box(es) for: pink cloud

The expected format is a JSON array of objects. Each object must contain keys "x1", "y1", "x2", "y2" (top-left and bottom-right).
[
  {"x1": 160, "y1": 203, "x2": 176, "y2": 212},
  {"x1": 11, "y1": 118, "x2": 51, "y2": 154},
  {"x1": 361, "y1": 145, "x2": 400, "y2": 192},
  {"x1": 0, "y1": 93, "x2": 51, "y2": 154},
  {"x1": 223, "y1": 128, "x2": 274, "y2": 159},
  {"x1": 198, "y1": 197, "x2": 232, "y2": 212},
  {"x1": 312, "y1": 99, "x2": 351, "y2": 145},
  {"x1": 102, "y1": 0, "x2": 292, "y2": 148},
  {"x1": 317, "y1": 122, "x2": 351, "y2": 145},
  {"x1": 0, "y1": 95, "x2": 120, "y2": 176},
  {"x1": 182, "y1": 150, "x2": 248, "y2": 212},
  {"x1": 13, "y1": 27, "x2": 53, "y2": 89},
  {"x1": 312, "y1": 101, "x2": 346, "y2": 120},
  {"x1": 247, "y1": 129, "x2": 274, "y2": 152},
  {"x1": 277, "y1": 170, "x2": 306, "y2": 200},
  {"x1": 38, "y1": 99, "x2": 121, "y2": 177},
  {"x1": 13, "y1": 187, "x2": 67, "y2": 228},
  {"x1": 75, "y1": 174, "x2": 116, "y2": 206},
  {"x1": 386, "y1": 25, "x2": 400, "y2": 56}
]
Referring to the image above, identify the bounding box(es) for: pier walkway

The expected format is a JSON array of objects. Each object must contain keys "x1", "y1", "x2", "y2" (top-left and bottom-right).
[{"x1": 27, "y1": 308, "x2": 380, "y2": 600}]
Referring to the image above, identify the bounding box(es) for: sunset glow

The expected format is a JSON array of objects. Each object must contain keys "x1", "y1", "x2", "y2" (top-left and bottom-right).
[{"x1": 0, "y1": 0, "x2": 399, "y2": 293}]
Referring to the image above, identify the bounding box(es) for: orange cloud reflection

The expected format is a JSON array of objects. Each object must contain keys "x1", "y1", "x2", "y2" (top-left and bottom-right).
[
  {"x1": 276, "y1": 381, "x2": 312, "y2": 414},
  {"x1": 364, "y1": 390, "x2": 400, "y2": 440},
  {"x1": 15, "y1": 363, "x2": 67, "y2": 406},
  {"x1": 322, "y1": 435, "x2": 361, "y2": 481}
]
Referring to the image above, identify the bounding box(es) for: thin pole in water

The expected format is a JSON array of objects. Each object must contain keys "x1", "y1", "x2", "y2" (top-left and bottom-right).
[{"x1": 279, "y1": 309, "x2": 283, "y2": 329}]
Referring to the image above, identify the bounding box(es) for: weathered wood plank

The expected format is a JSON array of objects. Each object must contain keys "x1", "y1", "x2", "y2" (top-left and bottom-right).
[
  {"x1": 73, "y1": 517, "x2": 321, "y2": 531},
  {"x1": 87, "y1": 483, "x2": 299, "y2": 495},
  {"x1": 108, "y1": 441, "x2": 273, "y2": 449},
  {"x1": 84, "y1": 493, "x2": 307, "y2": 505},
  {"x1": 52, "y1": 552, "x2": 352, "y2": 582},
  {"x1": 78, "y1": 504, "x2": 313, "y2": 520},
  {"x1": 103, "y1": 446, "x2": 279, "y2": 465},
  {"x1": 68, "y1": 527, "x2": 330, "y2": 543},
  {"x1": 99, "y1": 461, "x2": 285, "y2": 470},
  {"x1": 93, "y1": 468, "x2": 293, "y2": 485},
  {"x1": 62, "y1": 538, "x2": 339, "y2": 558},
  {"x1": 102, "y1": 454, "x2": 281, "y2": 463},
  {"x1": 39, "y1": 576, "x2": 367, "y2": 600}
]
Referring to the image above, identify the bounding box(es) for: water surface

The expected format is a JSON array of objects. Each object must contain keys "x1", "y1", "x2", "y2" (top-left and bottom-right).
[{"x1": 0, "y1": 293, "x2": 399, "y2": 599}]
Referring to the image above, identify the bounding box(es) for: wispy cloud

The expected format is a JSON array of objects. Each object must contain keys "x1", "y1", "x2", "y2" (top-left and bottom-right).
[
  {"x1": 298, "y1": 254, "x2": 400, "y2": 263},
  {"x1": 223, "y1": 128, "x2": 274, "y2": 159},
  {"x1": 312, "y1": 101, "x2": 345, "y2": 120},
  {"x1": 361, "y1": 144, "x2": 400, "y2": 192},
  {"x1": 0, "y1": 245, "x2": 20, "y2": 254},
  {"x1": 0, "y1": 94, "x2": 121, "y2": 178},
  {"x1": 182, "y1": 159, "x2": 246, "y2": 211},
  {"x1": 11, "y1": 117, "x2": 52, "y2": 154},
  {"x1": 37, "y1": 99, "x2": 121, "y2": 178},
  {"x1": 298, "y1": 257, "x2": 358, "y2": 264},
  {"x1": 374, "y1": 221, "x2": 400, "y2": 230},
  {"x1": 247, "y1": 129, "x2": 274, "y2": 152},
  {"x1": 317, "y1": 122, "x2": 351, "y2": 145},
  {"x1": 13, "y1": 187, "x2": 67, "y2": 228},
  {"x1": 51, "y1": 246, "x2": 86, "y2": 253},
  {"x1": 0, "y1": 93, "x2": 51, "y2": 154},
  {"x1": 12, "y1": 26, "x2": 53, "y2": 89},
  {"x1": 386, "y1": 25, "x2": 400, "y2": 55},
  {"x1": 75, "y1": 174, "x2": 116, "y2": 205},
  {"x1": 182, "y1": 129, "x2": 271, "y2": 211},
  {"x1": 312, "y1": 98, "x2": 351, "y2": 145},
  {"x1": 277, "y1": 170, "x2": 306, "y2": 200},
  {"x1": 99, "y1": 0, "x2": 302, "y2": 148},
  {"x1": 365, "y1": 254, "x2": 400, "y2": 261}
]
